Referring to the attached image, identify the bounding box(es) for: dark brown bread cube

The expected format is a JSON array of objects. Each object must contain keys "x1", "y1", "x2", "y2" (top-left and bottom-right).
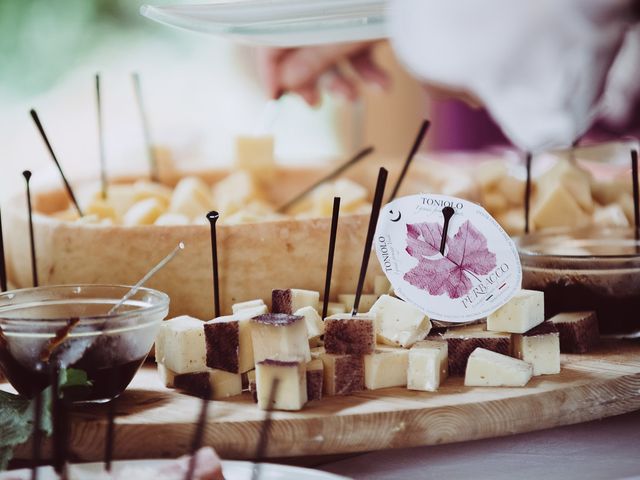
[{"x1": 306, "y1": 369, "x2": 323, "y2": 401}]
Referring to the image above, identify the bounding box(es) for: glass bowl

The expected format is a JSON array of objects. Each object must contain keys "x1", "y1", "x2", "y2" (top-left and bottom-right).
[
  {"x1": 0, "y1": 285, "x2": 169, "y2": 402},
  {"x1": 515, "y1": 227, "x2": 640, "y2": 337}
]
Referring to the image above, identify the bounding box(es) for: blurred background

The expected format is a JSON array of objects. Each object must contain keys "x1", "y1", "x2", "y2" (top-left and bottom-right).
[{"x1": 0, "y1": 0, "x2": 426, "y2": 199}]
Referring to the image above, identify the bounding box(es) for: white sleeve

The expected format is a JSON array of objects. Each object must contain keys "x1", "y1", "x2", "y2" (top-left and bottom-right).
[{"x1": 388, "y1": 0, "x2": 638, "y2": 152}]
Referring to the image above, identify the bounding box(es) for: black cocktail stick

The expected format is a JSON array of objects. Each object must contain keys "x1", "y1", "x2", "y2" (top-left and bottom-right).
[
  {"x1": 276, "y1": 146, "x2": 374, "y2": 213},
  {"x1": 352, "y1": 167, "x2": 388, "y2": 316},
  {"x1": 321, "y1": 198, "x2": 341, "y2": 319},
  {"x1": 23, "y1": 171, "x2": 38, "y2": 287},
  {"x1": 50, "y1": 365, "x2": 68, "y2": 479},
  {"x1": 251, "y1": 377, "x2": 280, "y2": 480},
  {"x1": 631, "y1": 150, "x2": 639, "y2": 249},
  {"x1": 29, "y1": 110, "x2": 83, "y2": 217},
  {"x1": 206, "y1": 211, "x2": 221, "y2": 318},
  {"x1": 439, "y1": 206, "x2": 455, "y2": 255},
  {"x1": 131, "y1": 73, "x2": 159, "y2": 183},
  {"x1": 0, "y1": 206, "x2": 7, "y2": 292},
  {"x1": 96, "y1": 74, "x2": 108, "y2": 199},
  {"x1": 184, "y1": 387, "x2": 211, "y2": 480},
  {"x1": 30, "y1": 388, "x2": 43, "y2": 480},
  {"x1": 104, "y1": 370, "x2": 118, "y2": 472},
  {"x1": 388, "y1": 119, "x2": 430, "y2": 202},
  {"x1": 524, "y1": 152, "x2": 532, "y2": 234}
]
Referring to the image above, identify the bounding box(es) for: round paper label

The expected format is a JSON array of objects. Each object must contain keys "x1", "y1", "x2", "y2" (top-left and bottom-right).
[{"x1": 374, "y1": 194, "x2": 522, "y2": 323}]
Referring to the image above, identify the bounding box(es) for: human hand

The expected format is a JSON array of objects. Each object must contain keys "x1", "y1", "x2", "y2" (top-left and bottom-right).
[{"x1": 257, "y1": 41, "x2": 390, "y2": 105}]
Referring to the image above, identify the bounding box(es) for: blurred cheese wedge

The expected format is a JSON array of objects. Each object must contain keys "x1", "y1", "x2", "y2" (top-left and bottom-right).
[
  {"x1": 487, "y1": 289, "x2": 544, "y2": 334},
  {"x1": 338, "y1": 293, "x2": 378, "y2": 313},
  {"x1": 123, "y1": 198, "x2": 165, "y2": 226},
  {"x1": 476, "y1": 160, "x2": 508, "y2": 190},
  {"x1": 532, "y1": 184, "x2": 590, "y2": 229},
  {"x1": 408, "y1": 340, "x2": 448, "y2": 392},
  {"x1": 154, "y1": 213, "x2": 190, "y2": 226},
  {"x1": 90, "y1": 184, "x2": 137, "y2": 219},
  {"x1": 497, "y1": 175, "x2": 525, "y2": 206},
  {"x1": 212, "y1": 171, "x2": 264, "y2": 217},
  {"x1": 132, "y1": 180, "x2": 173, "y2": 207},
  {"x1": 495, "y1": 209, "x2": 525, "y2": 236},
  {"x1": 255, "y1": 359, "x2": 307, "y2": 411},
  {"x1": 325, "y1": 302, "x2": 347, "y2": 316},
  {"x1": 618, "y1": 193, "x2": 635, "y2": 225},
  {"x1": 85, "y1": 199, "x2": 117, "y2": 221},
  {"x1": 364, "y1": 346, "x2": 408, "y2": 390},
  {"x1": 232, "y1": 299, "x2": 267, "y2": 315},
  {"x1": 157, "y1": 362, "x2": 176, "y2": 388},
  {"x1": 251, "y1": 313, "x2": 311, "y2": 363},
  {"x1": 235, "y1": 135, "x2": 276, "y2": 182},
  {"x1": 294, "y1": 306, "x2": 325, "y2": 339},
  {"x1": 536, "y1": 159, "x2": 594, "y2": 213},
  {"x1": 155, "y1": 315, "x2": 206, "y2": 374},
  {"x1": 291, "y1": 178, "x2": 370, "y2": 217},
  {"x1": 370, "y1": 295, "x2": 431, "y2": 348},
  {"x1": 593, "y1": 204, "x2": 630, "y2": 227},
  {"x1": 592, "y1": 179, "x2": 631, "y2": 205},
  {"x1": 464, "y1": 348, "x2": 532, "y2": 387},
  {"x1": 482, "y1": 190, "x2": 509, "y2": 215},
  {"x1": 168, "y1": 177, "x2": 213, "y2": 220}
]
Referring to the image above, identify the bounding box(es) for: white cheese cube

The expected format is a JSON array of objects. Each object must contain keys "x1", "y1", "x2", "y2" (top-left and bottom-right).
[
  {"x1": 168, "y1": 176, "x2": 213, "y2": 220},
  {"x1": 475, "y1": 160, "x2": 508, "y2": 189},
  {"x1": 255, "y1": 359, "x2": 307, "y2": 411},
  {"x1": 294, "y1": 306, "x2": 325, "y2": 339},
  {"x1": 364, "y1": 346, "x2": 408, "y2": 390},
  {"x1": 212, "y1": 171, "x2": 264, "y2": 216},
  {"x1": 272, "y1": 289, "x2": 320, "y2": 315},
  {"x1": 338, "y1": 293, "x2": 378, "y2": 313},
  {"x1": 157, "y1": 362, "x2": 176, "y2": 388},
  {"x1": 374, "y1": 275, "x2": 392, "y2": 297},
  {"x1": 537, "y1": 159, "x2": 594, "y2": 213},
  {"x1": 408, "y1": 340, "x2": 448, "y2": 392},
  {"x1": 132, "y1": 180, "x2": 173, "y2": 206},
  {"x1": 155, "y1": 316, "x2": 207, "y2": 374},
  {"x1": 251, "y1": 313, "x2": 311, "y2": 363},
  {"x1": 369, "y1": 295, "x2": 432, "y2": 348},
  {"x1": 123, "y1": 198, "x2": 165, "y2": 226},
  {"x1": 513, "y1": 322, "x2": 560, "y2": 376},
  {"x1": 532, "y1": 184, "x2": 590, "y2": 229},
  {"x1": 85, "y1": 199, "x2": 117, "y2": 221},
  {"x1": 325, "y1": 302, "x2": 347, "y2": 316},
  {"x1": 464, "y1": 348, "x2": 532, "y2": 387},
  {"x1": 232, "y1": 299, "x2": 267, "y2": 315},
  {"x1": 96, "y1": 184, "x2": 137, "y2": 218},
  {"x1": 487, "y1": 289, "x2": 544, "y2": 334},
  {"x1": 234, "y1": 135, "x2": 276, "y2": 181}
]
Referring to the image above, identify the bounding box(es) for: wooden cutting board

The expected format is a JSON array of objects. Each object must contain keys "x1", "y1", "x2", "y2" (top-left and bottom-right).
[{"x1": 11, "y1": 339, "x2": 640, "y2": 462}]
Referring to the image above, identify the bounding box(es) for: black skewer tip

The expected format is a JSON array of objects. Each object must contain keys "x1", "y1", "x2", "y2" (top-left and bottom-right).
[
  {"x1": 207, "y1": 211, "x2": 221, "y2": 318},
  {"x1": 23, "y1": 170, "x2": 38, "y2": 288},
  {"x1": 631, "y1": 150, "x2": 639, "y2": 247},
  {"x1": 185, "y1": 388, "x2": 211, "y2": 480},
  {"x1": 352, "y1": 167, "x2": 388, "y2": 316},
  {"x1": 321, "y1": 197, "x2": 341, "y2": 319},
  {"x1": 524, "y1": 152, "x2": 532, "y2": 234},
  {"x1": 439, "y1": 206, "x2": 455, "y2": 255},
  {"x1": 388, "y1": 119, "x2": 430, "y2": 202}
]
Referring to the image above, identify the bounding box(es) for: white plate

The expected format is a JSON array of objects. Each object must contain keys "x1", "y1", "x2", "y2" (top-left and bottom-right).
[
  {"x1": 1, "y1": 460, "x2": 351, "y2": 480},
  {"x1": 140, "y1": 0, "x2": 388, "y2": 47}
]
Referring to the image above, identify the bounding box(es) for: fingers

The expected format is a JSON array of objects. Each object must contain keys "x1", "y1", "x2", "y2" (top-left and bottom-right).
[
  {"x1": 324, "y1": 68, "x2": 359, "y2": 102},
  {"x1": 279, "y1": 42, "x2": 373, "y2": 91},
  {"x1": 256, "y1": 47, "x2": 290, "y2": 99},
  {"x1": 349, "y1": 51, "x2": 391, "y2": 90}
]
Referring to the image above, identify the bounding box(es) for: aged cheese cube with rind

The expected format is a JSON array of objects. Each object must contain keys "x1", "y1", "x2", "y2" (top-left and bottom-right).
[
  {"x1": 255, "y1": 359, "x2": 307, "y2": 411},
  {"x1": 364, "y1": 346, "x2": 408, "y2": 390},
  {"x1": 232, "y1": 299, "x2": 267, "y2": 314},
  {"x1": 443, "y1": 329, "x2": 511, "y2": 376},
  {"x1": 513, "y1": 322, "x2": 560, "y2": 376},
  {"x1": 550, "y1": 311, "x2": 599, "y2": 353},
  {"x1": 408, "y1": 340, "x2": 448, "y2": 392},
  {"x1": 174, "y1": 369, "x2": 242, "y2": 399},
  {"x1": 212, "y1": 171, "x2": 264, "y2": 216},
  {"x1": 204, "y1": 307, "x2": 260, "y2": 374},
  {"x1": 324, "y1": 314, "x2": 375, "y2": 355},
  {"x1": 155, "y1": 316, "x2": 206, "y2": 374},
  {"x1": 294, "y1": 306, "x2": 325, "y2": 339},
  {"x1": 317, "y1": 350, "x2": 364, "y2": 396},
  {"x1": 487, "y1": 289, "x2": 544, "y2": 334},
  {"x1": 251, "y1": 313, "x2": 311, "y2": 363},
  {"x1": 235, "y1": 135, "x2": 276, "y2": 181},
  {"x1": 123, "y1": 198, "x2": 165, "y2": 226},
  {"x1": 370, "y1": 295, "x2": 431, "y2": 348},
  {"x1": 168, "y1": 176, "x2": 213, "y2": 220},
  {"x1": 532, "y1": 184, "x2": 590, "y2": 229},
  {"x1": 464, "y1": 348, "x2": 532, "y2": 387},
  {"x1": 338, "y1": 293, "x2": 378, "y2": 313},
  {"x1": 306, "y1": 358, "x2": 324, "y2": 401},
  {"x1": 272, "y1": 289, "x2": 320, "y2": 315}
]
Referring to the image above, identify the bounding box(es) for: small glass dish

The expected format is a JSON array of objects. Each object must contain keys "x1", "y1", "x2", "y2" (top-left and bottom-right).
[
  {"x1": 0, "y1": 285, "x2": 169, "y2": 403},
  {"x1": 515, "y1": 227, "x2": 640, "y2": 337}
]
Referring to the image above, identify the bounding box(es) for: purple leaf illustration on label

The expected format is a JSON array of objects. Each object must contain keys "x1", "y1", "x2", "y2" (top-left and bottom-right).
[
  {"x1": 374, "y1": 194, "x2": 522, "y2": 323},
  {"x1": 404, "y1": 220, "x2": 497, "y2": 299}
]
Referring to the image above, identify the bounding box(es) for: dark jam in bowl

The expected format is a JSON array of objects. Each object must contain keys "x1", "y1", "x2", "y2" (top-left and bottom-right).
[
  {"x1": 516, "y1": 227, "x2": 640, "y2": 337},
  {"x1": 0, "y1": 285, "x2": 169, "y2": 402}
]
